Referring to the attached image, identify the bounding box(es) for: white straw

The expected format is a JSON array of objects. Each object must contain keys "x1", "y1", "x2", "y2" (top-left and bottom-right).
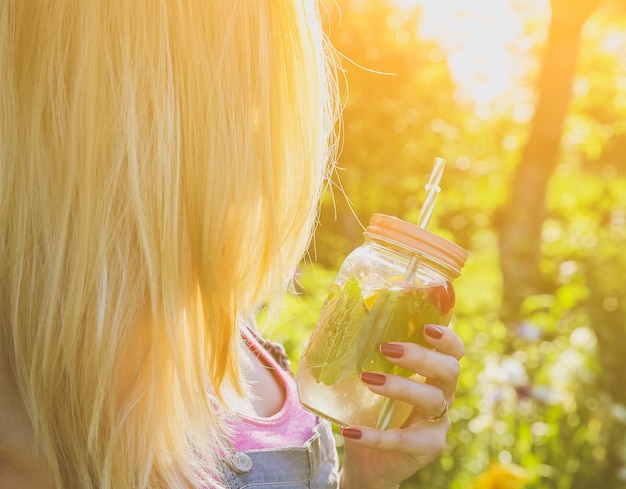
[
  {"x1": 379, "y1": 157, "x2": 448, "y2": 430},
  {"x1": 417, "y1": 157, "x2": 446, "y2": 229},
  {"x1": 402, "y1": 157, "x2": 446, "y2": 287}
]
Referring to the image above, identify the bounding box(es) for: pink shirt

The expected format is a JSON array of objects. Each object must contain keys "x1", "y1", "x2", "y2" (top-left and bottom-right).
[{"x1": 229, "y1": 328, "x2": 318, "y2": 452}]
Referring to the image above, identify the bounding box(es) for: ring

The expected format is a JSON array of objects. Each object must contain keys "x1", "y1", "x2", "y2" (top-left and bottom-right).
[{"x1": 425, "y1": 400, "x2": 448, "y2": 423}]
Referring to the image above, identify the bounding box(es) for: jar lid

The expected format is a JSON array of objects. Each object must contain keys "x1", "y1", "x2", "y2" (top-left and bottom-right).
[{"x1": 364, "y1": 214, "x2": 468, "y2": 276}]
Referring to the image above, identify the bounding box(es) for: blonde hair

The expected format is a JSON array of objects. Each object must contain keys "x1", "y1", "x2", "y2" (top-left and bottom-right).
[{"x1": 0, "y1": 1, "x2": 338, "y2": 488}]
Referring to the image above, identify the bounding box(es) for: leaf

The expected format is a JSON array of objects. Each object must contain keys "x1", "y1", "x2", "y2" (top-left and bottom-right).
[
  {"x1": 405, "y1": 287, "x2": 442, "y2": 347},
  {"x1": 309, "y1": 278, "x2": 367, "y2": 386},
  {"x1": 356, "y1": 289, "x2": 410, "y2": 375}
]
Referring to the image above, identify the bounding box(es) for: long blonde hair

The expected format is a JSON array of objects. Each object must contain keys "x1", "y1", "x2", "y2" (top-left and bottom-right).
[{"x1": 0, "y1": 0, "x2": 338, "y2": 487}]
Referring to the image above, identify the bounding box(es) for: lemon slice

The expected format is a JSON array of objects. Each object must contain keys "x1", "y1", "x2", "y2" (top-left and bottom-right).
[{"x1": 363, "y1": 290, "x2": 382, "y2": 310}]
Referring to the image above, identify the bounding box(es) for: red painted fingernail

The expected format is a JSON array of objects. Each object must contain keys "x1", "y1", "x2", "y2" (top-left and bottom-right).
[
  {"x1": 380, "y1": 343, "x2": 404, "y2": 358},
  {"x1": 342, "y1": 428, "x2": 362, "y2": 440},
  {"x1": 425, "y1": 324, "x2": 443, "y2": 339},
  {"x1": 360, "y1": 372, "x2": 386, "y2": 386}
]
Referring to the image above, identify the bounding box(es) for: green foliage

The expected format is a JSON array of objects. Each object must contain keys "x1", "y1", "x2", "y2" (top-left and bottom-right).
[
  {"x1": 267, "y1": 235, "x2": 626, "y2": 488},
  {"x1": 263, "y1": 1, "x2": 626, "y2": 488}
]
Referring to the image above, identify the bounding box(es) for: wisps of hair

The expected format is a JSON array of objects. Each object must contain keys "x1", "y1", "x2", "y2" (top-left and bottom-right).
[{"x1": 0, "y1": 0, "x2": 339, "y2": 487}]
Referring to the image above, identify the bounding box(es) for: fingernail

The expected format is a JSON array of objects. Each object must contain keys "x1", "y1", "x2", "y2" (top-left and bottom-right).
[
  {"x1": 380, "y1": 343, "x2": 404, "y2": 358},
  {"x1": 341, "y1": 428, "x2": 362, "y2": 440},
  {"x1": 360, "y1": 372, "x2": 386, "y2": 386},
  {"x1": 425, "y1": 324, "x2": 443, "y2": 339}
]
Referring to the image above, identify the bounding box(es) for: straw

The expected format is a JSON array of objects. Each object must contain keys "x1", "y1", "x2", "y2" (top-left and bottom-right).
[
  {"x1": 402, "y1": 157, "x2": 447, "y2": 285},
  {"x1": 376, "y1": 157, "x2": 447, "y2": 430},
  {"x1": 417, "y1": 157, "x2": 446, "y2": 229}
]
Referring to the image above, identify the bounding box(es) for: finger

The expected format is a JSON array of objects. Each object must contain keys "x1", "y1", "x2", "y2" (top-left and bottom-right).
[
  {"x1": 360, "y1": 371, "x2": 449, "y2": 416},
  {"x1": 423, "y1": 324, "x2": 465, "y2": 360},
  {"x1": 341, "y1": 422, "x2": 449, "y2": 456},
  {"x1": 378, "y1": 342, "x2": 460, "y2": 388},
  {"x1": 401, "y1": 395, "x2": 453, "y2": 427}
]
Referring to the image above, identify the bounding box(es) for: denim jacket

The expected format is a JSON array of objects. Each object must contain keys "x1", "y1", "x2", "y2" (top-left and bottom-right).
[{"x1": 220, "y1": 419, "x2": 339, "y2": 489}]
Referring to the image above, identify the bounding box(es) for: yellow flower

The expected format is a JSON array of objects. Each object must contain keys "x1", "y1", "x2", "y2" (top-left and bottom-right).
[{"x1": 472, "y1": 463, "x2": 532, "y2": 489}]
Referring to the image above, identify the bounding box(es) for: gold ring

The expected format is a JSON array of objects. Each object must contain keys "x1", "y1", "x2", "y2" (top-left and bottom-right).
[{"x1": 425, "y1": 400, "x2": 448, "y2": 423}]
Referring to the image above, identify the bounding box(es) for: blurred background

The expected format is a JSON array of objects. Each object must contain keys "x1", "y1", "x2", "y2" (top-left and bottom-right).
[{"x1": 262, "y1": 0, "x2": 626, "y2": 487}]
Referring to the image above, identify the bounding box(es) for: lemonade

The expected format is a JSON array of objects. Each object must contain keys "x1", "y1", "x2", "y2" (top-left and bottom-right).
[{"x1": 297, "y1": 275, "x2": 455, "y2": 429}]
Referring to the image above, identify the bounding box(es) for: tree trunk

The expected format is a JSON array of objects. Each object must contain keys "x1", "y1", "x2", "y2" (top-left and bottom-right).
[{"x1": 497, "y1": 0, "x2": 602, "y2": 323}]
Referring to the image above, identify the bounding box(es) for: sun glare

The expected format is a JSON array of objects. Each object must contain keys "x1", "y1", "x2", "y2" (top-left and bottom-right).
[{"x1": 396, "y1": 0, "x2": 549, "y2": 105}]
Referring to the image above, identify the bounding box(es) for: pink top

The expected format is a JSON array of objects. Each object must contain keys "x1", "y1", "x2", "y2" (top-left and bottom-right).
[{"x1": 229, "y1": 328, "x2": 318, "y2": 452}]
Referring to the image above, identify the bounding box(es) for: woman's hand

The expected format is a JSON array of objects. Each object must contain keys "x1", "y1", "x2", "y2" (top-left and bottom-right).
[{"x1": 339, "y1": 324, "x2": 464, "y2": 489}]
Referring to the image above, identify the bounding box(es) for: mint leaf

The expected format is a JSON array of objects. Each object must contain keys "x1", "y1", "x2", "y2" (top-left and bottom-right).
[
  {"x1": 356, "y1": 289, "x2": 410, "y2": 375},
  {"x1": 309, "y1": 278, "x2": 367, "y2": 386}
]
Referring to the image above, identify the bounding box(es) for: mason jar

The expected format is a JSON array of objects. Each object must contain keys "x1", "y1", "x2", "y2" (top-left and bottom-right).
[{"x1": 296, "y1": 214, "x2": 468, "y2": 429}]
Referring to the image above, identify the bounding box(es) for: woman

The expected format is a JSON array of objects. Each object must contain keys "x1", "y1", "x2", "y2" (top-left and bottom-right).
[{"x1": 0, "y1": 1, "x2": 463, "y2": 488}]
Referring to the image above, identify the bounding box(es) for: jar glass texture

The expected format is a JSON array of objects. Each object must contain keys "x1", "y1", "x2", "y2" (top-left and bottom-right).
[{"x1": 296, "y1": 214, "x2": 468, "y2": 429}]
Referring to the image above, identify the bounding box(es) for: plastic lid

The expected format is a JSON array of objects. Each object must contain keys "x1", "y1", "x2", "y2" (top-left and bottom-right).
[{"x1": 364, "y1": 214, "x2": 468, "y2": 275}]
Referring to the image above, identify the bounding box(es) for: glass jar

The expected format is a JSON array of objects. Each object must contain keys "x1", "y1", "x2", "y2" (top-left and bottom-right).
[{"x1": 296, "y1": 214, "x2": 468, "y2": 429}]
